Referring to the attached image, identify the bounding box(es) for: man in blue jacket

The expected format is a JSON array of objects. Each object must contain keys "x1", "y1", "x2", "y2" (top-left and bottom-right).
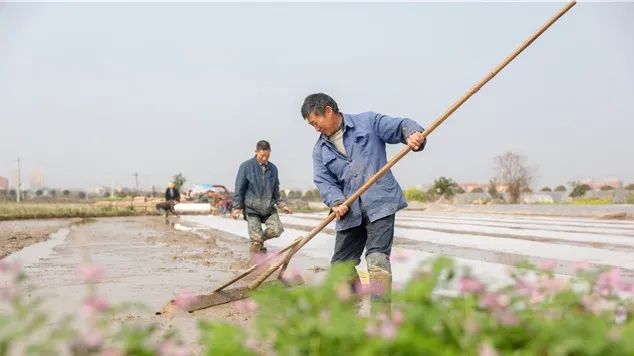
[
  {"x1": 302, "y1": 93, "x2": 426, "y2": 303},
  {"x1": 232, "y1": 140, "x2": 292, "y2": 254}
]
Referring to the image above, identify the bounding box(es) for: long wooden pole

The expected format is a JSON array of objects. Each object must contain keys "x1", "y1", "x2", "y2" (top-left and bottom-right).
[{"x1": 207, "y1": 1, "x2": 576, "y2": 293}]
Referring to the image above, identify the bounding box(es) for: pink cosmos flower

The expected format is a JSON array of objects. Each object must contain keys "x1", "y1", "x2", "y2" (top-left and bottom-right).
[
  {"x1": 78, "y1": 264, "x2": 105, "y2": 283},
  {"x1": 479, "y1": 342, "x2": 499, "y2": 356},
  {"x1": 574, "y1": 261, "x2": 591, "y2": 273},
  {"x1": 173, "y1": 291, "x2": 197, "y2": 310},
  {"x1": 84, "y1": 331, "x2": 103, "y2": 349},
  {"x1": 235, "y1": 299, "x2": 258, "y2": 313},
  {"x1": 596, "y1": 268, "x2": 623, "y2": 296},
  {"x1": 158, "y1": 341, "x2": 190, "y2": 356},
  {"x1": 392, "y1": 310, "x2": 404, "y2": 326},
  {"x1": 538, "y1": 260, "x2": 556, "y2": 272},
  {"x1": 391, "y1": 249, "x2": 411, "y2": 263},
  {"x1": 81, "y1": 296, "x2": 109, "y2": 317},
  {"x1": 458, "y1": 276, "x2": 485, "y2": 294}
]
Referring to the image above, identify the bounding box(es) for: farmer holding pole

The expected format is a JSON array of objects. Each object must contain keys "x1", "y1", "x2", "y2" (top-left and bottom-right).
[
  {"x1": 302, "y1": 93, "x2": 426, "y2": 304},
  {"x1": 232, "y1": 140, "x2": 293, "y2": 255}
]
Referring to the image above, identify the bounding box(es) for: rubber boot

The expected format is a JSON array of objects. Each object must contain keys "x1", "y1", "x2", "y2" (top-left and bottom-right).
[{"x1": 366, "y1": 252, "x2": 392, "y2": 312}]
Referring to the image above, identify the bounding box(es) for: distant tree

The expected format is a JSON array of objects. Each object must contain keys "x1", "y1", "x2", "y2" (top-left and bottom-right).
[
  {"x1": 50, "y1": 190, "x2": 57, "y2": 198},
  {"x1": 9, "y1": 189, "x2": 16, "y2": 197},
  {"x1": 488, "y1": 180, "x2": 500, "y2": 200},
  {"x1": 288, "y1": 190, "x2": 302, "y2": 199},
  {"x1": 303, "y1": 190, "x2": 315, "y2": 201},
  {"x1": 600, "y1": 185, "x2": 614, "y2": 191},
  {"x1": 455, "y1": 186, "x2": 466, "y2": 194},
  {"x1": 569, "y1": 182, "x2": 591, "y2": 198},
  {"x1": 540, "y1": 187, "x2": 552, "y2": 192},
  {"x1": 78, "y1": 192, "x2": 87, "y2": 199},
  {"x1": 404, "y1": 187, "x2": 427, "y2": 202},
  {"x1": 103, "y1": 191, "x2": 111, "y2": 198},
  {"x1": 280, "y1": 190, "x2": 287, "y2": 200},
  {"x1": 626, "y1": 183, "x2": 634, "y2": 191},
  {"x1": 522, "y1": 187, "x2": 533, "y2": 193},
  {"x1": 432, "y1": 177, "x2": 459, "y2": 199},
  {"x1": 36, "y1": 190, "x2": 43, "y2": 196},
  {"x1": 63, "y1": 190, "x2": 70, "y2": 196},
  {"x1": 171, "y1": 173, "x2": 187, "y2": 191},
  {"x1": 494, "y1": 152, "x2": 533, "y2": 204},
  {"x1": 471, "y1": 187, "x2": 484, "y2": 193},
  {"x1": 554, "y1": 185, "x2": 567, "y2": 192}
]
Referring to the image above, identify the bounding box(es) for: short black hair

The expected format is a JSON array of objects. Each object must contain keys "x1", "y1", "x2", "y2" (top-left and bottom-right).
[
  {"x1": 256, "y1": 140, "x2": 271, "y2": 151},
  {"x1": 301, "y1": 93, "x2": 339, "y2": 119}
]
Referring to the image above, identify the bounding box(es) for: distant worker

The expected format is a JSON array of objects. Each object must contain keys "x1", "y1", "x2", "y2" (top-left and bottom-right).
[
  {"x1": 231, "y1": 140, "x2": 293, "y2": 254},
  {"x1": 156, "y1": 181, "x2": 180, "y2": 222},
  {"x1": 165, "y1": 181, "x2": 181, "y2": 203}
]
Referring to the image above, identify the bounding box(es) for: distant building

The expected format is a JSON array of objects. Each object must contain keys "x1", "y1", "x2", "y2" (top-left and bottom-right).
[
  {"x1": 581, "y1": 178, "x2": 623, "y2": 191},
  {"x1": 0, "y1": 176, "x2": 8, "y2": 190},
  {"x1": 459, "y1": 182, "x2": 489, "y2": 192},
  {"x1": 30, "y1": 170, "x2": 45, "y2": 190}
]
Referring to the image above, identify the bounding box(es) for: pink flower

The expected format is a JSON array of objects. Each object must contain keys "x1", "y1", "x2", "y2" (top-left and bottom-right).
[
  {"x1": 458, "y1": 276, "x2": 485, "y2": 294},
  {"x1": 392, "y1": 310, "x2": 404, "y2": 326},
  {"x1": 539, "y1": 260, "x2": 556, "y2": 272},
  {"x1": 391, "y1": 249, "x2": 411, "y2": 263},
  {"x1": 368, "y1": 279, "x2": 388, "y2": 296},
  {"x1": 78, "y1": 264, "x2": 105, "y2": 283},
  {"x1": 354, "y1": 280, "x2": 370, "y2": 296},
  {"x1": 244, "y1": 338, "x2": 259, "y2": 351},
  {"x1": 574, "y1": 261, "x2": 591, "y2": 273},
  {"x1": 493, "y1": 309, "x2": 519, "y2": 326},
  {"x1": 480, "y1": 293, "x2": 503, "y2": 310},
  {"x1": 336, "y1": 283, "x2": 352, "y2": 301},
  {"x1": 235, "y1": 299, "x2": 258, "y2": 313},
  {"x1": 280, "y1": 268, "x2": 303, "y2": 284},
  {"x1": 379, "y1": 321, "x2": 397, "y2": 340},
  {"x1": 173, "y1": 292, "x2": 198, "y2": 310},
  {"x1": 101, "y1": 348, "x2": 121, "y2": 356},
  {"x1": 515, "y1": 278, "x2": 543, "y2": 304},
  {"x1": 81, "y1": 296, "x2": 109, "y2": 317},
  {"x1": 479, "y1": 342, "x2": 499, "y2": 356},
  {"x1": 365, "y1": 324, "x2": 378, "y2": 336},
  {"x1": 0, "y1": 260, "x2": 22, "y2": 275},
  {"x1": 84, "y1": 331, "x2": 103, "y2": 348},
  {"x1": 539, "y1": 277, "x2": 568, "y2": 296},
  {"x1": 158, "y1": 341, "x2": 189, "y2": 356},
  {"x1": 596, "y1": 268, "x2": 623, "y2": 296}
]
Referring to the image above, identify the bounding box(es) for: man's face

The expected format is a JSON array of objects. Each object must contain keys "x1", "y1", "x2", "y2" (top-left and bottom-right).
[
  {"x1": 255, "y1": 149, "x2": 271, "y2": 165},
  {"x1": 306, "y1": 106, "x2": 340, "y2": 136}
]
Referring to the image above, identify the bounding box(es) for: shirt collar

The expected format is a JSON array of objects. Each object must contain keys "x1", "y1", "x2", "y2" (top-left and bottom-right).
[{"x1": 319, "y1": 113, "x2": 353, "y2": 144}]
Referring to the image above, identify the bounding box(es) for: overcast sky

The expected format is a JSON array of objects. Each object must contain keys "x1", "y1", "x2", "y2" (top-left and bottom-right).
[{"x1": 1, "y1": 2, "x2": 632, "y2": 191}]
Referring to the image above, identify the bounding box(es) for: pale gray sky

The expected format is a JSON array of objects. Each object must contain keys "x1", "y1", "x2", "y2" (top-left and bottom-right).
[{"x1": 1, "y1": 2, "x2": 633, "y2": 191}]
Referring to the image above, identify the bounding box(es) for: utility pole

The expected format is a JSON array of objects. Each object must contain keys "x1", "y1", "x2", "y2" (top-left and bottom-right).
[{"x1": 16, "y1": 157, "x2": 22, "y2": 203}]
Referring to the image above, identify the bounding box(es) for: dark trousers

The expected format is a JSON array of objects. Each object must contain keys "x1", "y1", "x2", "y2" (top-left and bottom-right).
[{"x1": 331, "y1": 213, "x2": 395, "y2": 266}]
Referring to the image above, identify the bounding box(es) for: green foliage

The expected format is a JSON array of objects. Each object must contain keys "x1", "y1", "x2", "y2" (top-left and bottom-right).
[
  {"x1": 403, "y1": 187, "x2": 427, "y2": 202},
  {"x1": 432, "y1": 177, "x2": 459, "y2": 199},
  {"x1": 471, "y1": 187, "x2": 484, "y2": 193},
  {"x1": 4, "y1": 255, "x2": 634, "y2": 355},
  {"x1": 172, "y1": 173, "x2": 187, "y2": 191},
  {"x1": 600, "y1": 185, "x2": 615, "y2": 191},
  {"x1": 555, "y1": 185, "x2": 567, "y2": 192},
  {"x1": 488, "y1": 180, "x2": 500, "y2": 200},
  {"x1": 569, "y1": 182, "x2": 592, "y2": 198},
  {"x1": 540, "y1": 187, "x2": 552, "y2": 192}
]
